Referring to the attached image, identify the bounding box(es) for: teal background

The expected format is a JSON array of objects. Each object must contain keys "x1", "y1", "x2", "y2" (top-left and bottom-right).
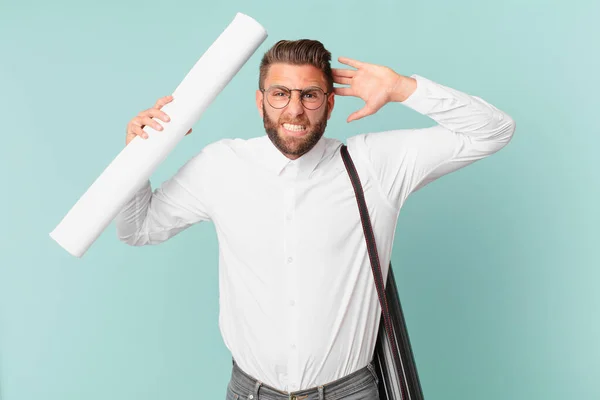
[{"x1": 1, "y1": 0, "x2": 598, "y2": 399}]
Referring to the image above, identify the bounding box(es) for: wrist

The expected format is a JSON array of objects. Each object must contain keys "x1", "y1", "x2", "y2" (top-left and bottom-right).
[{"x1": 388, "y1": 75, "x2": 417, "y2": 103}]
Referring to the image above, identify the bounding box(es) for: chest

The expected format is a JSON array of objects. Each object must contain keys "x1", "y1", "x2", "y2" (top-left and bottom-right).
[{"x1": 211, "y1": 166, "x2": 379, "y2": 256}]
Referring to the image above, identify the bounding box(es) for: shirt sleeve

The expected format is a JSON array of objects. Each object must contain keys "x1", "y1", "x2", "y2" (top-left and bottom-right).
[
  {"x1": 114, "y1": 141, "x2": 220, "y2": 246},
  {"x1": 348, "y1": 74, "x2": 516, "y2": 211}
]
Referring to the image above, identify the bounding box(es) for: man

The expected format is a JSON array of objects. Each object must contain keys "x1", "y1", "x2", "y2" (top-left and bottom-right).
[{"x1": 117, "y1": 39, "x2": 515, "y2": 400}]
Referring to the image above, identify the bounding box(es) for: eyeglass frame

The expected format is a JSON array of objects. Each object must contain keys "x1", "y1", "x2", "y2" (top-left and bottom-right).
[{"x1": 259, "y1": 85, "x2": 330, "y2": 110}]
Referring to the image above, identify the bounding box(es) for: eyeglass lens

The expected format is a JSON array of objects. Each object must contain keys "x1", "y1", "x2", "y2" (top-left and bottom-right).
[{"x1": 265, "y1": 86, "x2": 326, "y2": 110}]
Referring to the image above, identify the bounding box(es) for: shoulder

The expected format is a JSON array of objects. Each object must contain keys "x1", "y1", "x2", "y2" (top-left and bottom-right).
[
  {"x1": 208, "y1": 135, "x2": 269, "y2": 154},
  {"x1": 188, "y1": 136, "x2": 255, "y2": 160},
  {"x1": 346, "y1": 130, "x2": 423, "y2": 158},
  {"x1": 181, "y1": 135, "x2": 269, "y2": 173}
]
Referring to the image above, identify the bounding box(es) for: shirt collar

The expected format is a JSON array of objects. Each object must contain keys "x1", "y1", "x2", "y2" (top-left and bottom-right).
[{"x1": 258, "y1": 135, "x2": 327, "y2": 179}]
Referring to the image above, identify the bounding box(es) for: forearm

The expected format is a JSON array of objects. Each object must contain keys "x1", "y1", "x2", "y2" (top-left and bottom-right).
[{"x1": 396, "y1": 74, "x2": 516, "y2": 148}]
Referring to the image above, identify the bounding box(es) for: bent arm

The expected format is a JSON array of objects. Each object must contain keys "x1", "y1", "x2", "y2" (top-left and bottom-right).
[
  {"x1": 349, "y1": 74, "x2": 516, "y2": 209},
  {"x1": 115, "y1": 143, "x2": 220, "y2": 246}
]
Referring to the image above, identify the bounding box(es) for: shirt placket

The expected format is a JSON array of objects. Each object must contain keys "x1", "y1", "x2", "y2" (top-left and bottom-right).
[{"x1": 282, "y1": 162, "x2": 299, "y2": 392}]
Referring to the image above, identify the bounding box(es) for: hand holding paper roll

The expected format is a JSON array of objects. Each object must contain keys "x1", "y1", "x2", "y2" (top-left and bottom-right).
[
  {"x1": 125, "y1": 95, "x2": 193, "y2": 146},
  {"x1": 50, "y1": 12, "x2": 268, "y2": 257}
]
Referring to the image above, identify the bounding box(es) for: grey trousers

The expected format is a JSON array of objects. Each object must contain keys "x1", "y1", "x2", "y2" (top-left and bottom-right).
[{"x1": 226, "y1": 358, "x2": 380, "y2": 400}]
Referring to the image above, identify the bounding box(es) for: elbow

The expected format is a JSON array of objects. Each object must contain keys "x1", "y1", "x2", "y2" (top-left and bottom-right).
[
  {"x1": 470, "y1": 111, "x2": 516, "y2": 155},
  {"x1": 503, "y1": 113, "x2": 516, "y2": 147},
  {"x1": 505, "y1": 113, "x2": 516, "y2": 140},
  {"x1": 117, "y1": 226, "x2": 177, "y2": 246},
  {"x1": 115, "y1": 213, "x2": 151, "y2": 247},
  {"x1": 117, "y1": 232, "x2": 149, "y2": 247},
  {"x1": 491, "y1": 111, "x2": 516, "y2": 151}
]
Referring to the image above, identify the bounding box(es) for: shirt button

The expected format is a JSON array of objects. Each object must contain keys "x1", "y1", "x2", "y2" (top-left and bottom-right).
[
  {"x1": 287, "y1": 257, "x2": 293, "y2": 263},
  {"x1": 249, "y1": 396, "x2": 254, "y2": 400},
  {"x1": 289, "y1": 300, "x2": 295, "y2": 306},
  {"x1": 286, "y1": 214, "x2": 292, "y2": 221},
  {"x1": 291, "y1": 344, "x2": 296, "y2": 350}
]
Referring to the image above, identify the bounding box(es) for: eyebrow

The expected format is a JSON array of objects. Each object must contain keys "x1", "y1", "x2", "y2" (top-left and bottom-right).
[{"x1": 268, "y1": 84, "x2": 325, "y2": 91}]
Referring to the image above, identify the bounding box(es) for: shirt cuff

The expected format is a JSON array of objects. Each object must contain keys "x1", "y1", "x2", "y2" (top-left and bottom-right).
[{"x1": 399, "y1": 74, "x2": 428, "y2": 107}]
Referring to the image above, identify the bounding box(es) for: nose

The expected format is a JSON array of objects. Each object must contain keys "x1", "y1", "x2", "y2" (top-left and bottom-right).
[{"x1": 285, "y1": 91, "x2": 304, "y2": 117}]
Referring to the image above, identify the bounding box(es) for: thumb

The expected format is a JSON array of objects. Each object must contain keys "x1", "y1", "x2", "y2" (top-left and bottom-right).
[{"x1": 347, "y1": 106, "x2": 373, "y2": 123}]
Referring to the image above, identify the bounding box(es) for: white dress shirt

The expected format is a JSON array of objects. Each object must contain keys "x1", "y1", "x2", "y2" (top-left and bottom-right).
[{"x1": 115, "y1": 74, "x2": 515, "y2": 392}]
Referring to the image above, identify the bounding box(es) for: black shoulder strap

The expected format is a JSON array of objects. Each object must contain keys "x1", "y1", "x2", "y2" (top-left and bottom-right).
[{"x1": 340, "y1": 144, "x2": 423, "y2": 400}]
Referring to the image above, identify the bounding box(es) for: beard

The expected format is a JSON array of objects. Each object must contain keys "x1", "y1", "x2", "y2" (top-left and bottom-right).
[{"x1": 263, "y1": 103, "x2": 329, "y2": 158}]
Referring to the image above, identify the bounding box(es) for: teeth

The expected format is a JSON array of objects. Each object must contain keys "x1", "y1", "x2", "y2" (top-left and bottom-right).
[{"x1": 283, "y1": 123, "x2": 306, "y2": 131}]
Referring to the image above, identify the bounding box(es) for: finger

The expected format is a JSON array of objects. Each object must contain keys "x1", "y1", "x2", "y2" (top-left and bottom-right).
[
  {"x1": 129, "y1": 117, "x2": 144, "y2": 132},
  {"x1": 332, "y1": 68, "x2": 356, "y2": 77},
  {"x1": 333, "y1": 87, "x2": 354, "y2": 96},
  {"x1": 129, "y1": 118, "x2": 148, "y2": 139},
  {"x1": 134, "y1": 126, "x2": 148, "y2": 139},
  {"x1": 153, "y1": 95, "x2": 173, "y2": 109},
  {"x1": 141, "y1": 115, "x2": 164, "y2": 131},
  {"x1": 147, "y1": 108, "x2": 171, "y2": 123},
  {"x1": 333, "y1": 76, "x2": 352, "y2": 85},
  {"x1": 338, "y1": 56, "x2": 364, "y2": 69},
  {"x1": 347, "y1": 106, "x2": 374, "y2": 123}
]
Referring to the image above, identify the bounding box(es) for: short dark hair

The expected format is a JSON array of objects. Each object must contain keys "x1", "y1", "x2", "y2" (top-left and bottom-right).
[{"x1": 258, "y1": 39, "x2": 333, "y2": 92}]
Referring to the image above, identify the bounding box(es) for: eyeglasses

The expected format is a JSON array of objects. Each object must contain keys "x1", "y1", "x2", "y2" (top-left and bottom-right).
[{"x1": 260, "y1": 85, "x2": 329, "y2": 110}]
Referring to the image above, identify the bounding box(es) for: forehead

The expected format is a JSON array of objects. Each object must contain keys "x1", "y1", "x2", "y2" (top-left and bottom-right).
[{"x1": 264, "y1": 63, "x2": 327, "y2": 89}]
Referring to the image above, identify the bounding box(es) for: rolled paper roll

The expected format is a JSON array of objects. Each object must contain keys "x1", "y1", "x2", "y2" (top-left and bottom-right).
[{"x1": 50, "y1": 12, "x2": 268, "y2": 258}]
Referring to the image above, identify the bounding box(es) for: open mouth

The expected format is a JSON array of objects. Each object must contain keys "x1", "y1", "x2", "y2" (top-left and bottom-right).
[{"x1": 282, "y1": 123, "x2": 308, "y2": 136}]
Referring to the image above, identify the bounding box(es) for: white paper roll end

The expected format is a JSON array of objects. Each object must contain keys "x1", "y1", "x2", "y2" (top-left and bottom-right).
[
  {"x1": 234, "y1": 12, "x2": 267, "y2": 36},
  {"x1": 49, "y1": 229, "x2": 85, "y2": 258}
]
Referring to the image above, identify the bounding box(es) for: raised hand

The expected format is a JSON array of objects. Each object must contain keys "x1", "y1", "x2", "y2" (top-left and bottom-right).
[{"x1": 333, "y1": 56, "x2": 405, "y2": 123}]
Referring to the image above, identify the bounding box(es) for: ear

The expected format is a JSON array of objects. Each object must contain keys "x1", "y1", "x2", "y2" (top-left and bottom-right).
[
  {"x1": 326, "y1": 92, "x2": 335, "y2": 120},
  {"x1": 256, "y1": 89, "x2": 264, "y2": 118}
]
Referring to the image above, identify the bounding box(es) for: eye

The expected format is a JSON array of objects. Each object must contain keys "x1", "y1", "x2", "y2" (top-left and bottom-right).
[{"x1": 303, "y1": 89, "x2": 324, "y2": 101}]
